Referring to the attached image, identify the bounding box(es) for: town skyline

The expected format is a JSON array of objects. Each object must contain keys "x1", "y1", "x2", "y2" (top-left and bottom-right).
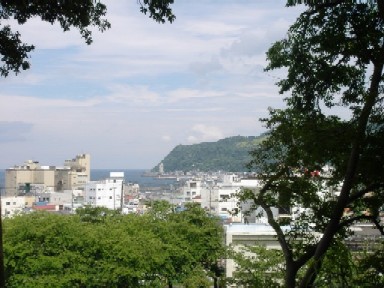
[{"x1": 0, "y1": 1, "x2": 303, "y2": 169}]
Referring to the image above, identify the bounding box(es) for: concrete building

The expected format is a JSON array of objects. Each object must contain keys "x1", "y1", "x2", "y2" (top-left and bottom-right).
[
  {"x1": 5, "y1": 154, "x2": 90, "y2": 195},
  {"x1": 178, "y1": 174, "x2": 271, "y2": 223},
  {"x1": 5, "y1": 161, "x2": 56, "y2": 195},
  {"x1": 1, "y1": 196, "x2": 27, "y2": 217},
  {"x1": 55, "y1": 153, "x2": 90, "y2": 191},
  {"x1": 225, "y1": 223, "x2": 284, "y2": 278},
  {"x1": 201, "y1": 174, "x2": 264, "y2": 223},
  {"x1": 84, "y1": 172, "x2": 124, "y2": 210},
  {"x1": 182, "y1": 178, "x2": 203, "y2": 202}
]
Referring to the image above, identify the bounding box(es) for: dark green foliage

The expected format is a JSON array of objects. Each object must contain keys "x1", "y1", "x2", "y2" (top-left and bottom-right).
[
  {"x1": 352, "y1": 240, "x2": 384, "y2": 286},
  {"x1": 138, "y1": 0, "x2": 175, "y2": 23},
  {"x1": 229, "y1": 246, "x2": 284, "y2": 287},
  {"x1": 154, "y1": 135, "x2": 267, "y2": 172},
  {"x1": 0, "y1": 0, "x2": 176, "y2": 77},
  {"x1": 0, "y1": 0, "x2": 110, "y2": 77},
  {"x1": 241, "y1": 1, "x2": 384, "y2": 287},
  {"x1": 3, "y1": 205, "x2": 225, "y2": 287}
]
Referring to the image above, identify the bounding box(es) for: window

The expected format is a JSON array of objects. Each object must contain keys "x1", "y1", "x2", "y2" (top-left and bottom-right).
[
  {"x1": 109, "y1": 196, "x2": 112, "y2": 199},
  {"x1": 5, "y1": 202, "x2": 10, "y2": 205}
]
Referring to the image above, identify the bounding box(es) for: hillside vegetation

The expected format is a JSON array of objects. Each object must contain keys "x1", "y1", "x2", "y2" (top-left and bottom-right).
[{"x1": 154, "y1": 135, "x2": 267, "y2": 172}]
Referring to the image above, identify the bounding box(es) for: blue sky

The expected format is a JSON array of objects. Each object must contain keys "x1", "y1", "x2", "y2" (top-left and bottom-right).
[{"x1": 0, "y1": 1, "x2": 303, "y2": 169}]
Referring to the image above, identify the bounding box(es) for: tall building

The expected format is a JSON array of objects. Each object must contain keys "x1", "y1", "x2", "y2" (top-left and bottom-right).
[
  {"x1": 55, "y1": 154, "x2": 90, "y2": 191},
  {"x1": 5, "y1": 154, "x2": 90, "y2": 195},
  {"x1": 84, "y1": 172, "x2": 124, "y2": 210}
]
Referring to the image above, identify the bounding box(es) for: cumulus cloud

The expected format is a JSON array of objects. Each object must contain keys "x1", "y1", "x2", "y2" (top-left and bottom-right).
[
  {"x1": 187, "y1": 124, "x2": 224, "y2": 144},
  {"x1": 0, "y1": 1, "x2": 302, "y2": 168}
]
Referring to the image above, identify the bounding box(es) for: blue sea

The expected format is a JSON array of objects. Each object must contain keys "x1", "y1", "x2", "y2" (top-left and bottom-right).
[{"x1": 0, "y1": 169, "x2": 177, "y2": 189}]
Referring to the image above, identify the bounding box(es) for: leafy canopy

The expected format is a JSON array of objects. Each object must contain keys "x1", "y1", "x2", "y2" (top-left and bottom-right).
[
  {"x1": 242, "y1": 1, "x2": 384, "y2": 287},
  {"x1": 0, "y1": 0, "x2": 176, "y2": 77},
  {"x1": 3, "y1": 205, "x2": 225, "y2": 288}
]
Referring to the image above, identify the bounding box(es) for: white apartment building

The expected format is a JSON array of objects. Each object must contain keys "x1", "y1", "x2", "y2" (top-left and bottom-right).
[
  {"x1": 201, "y1": 174, "x2": 263, "y2": 223},
  {"x1": 84, "y1": 172, "x2": 124, "y2": 210},
  {"x1": 1, "y1": 196, "x2": 27, "y2": 217},
  {"x1": 179, "y1": 174, "x2": 279, "y2": 223},
  {"x1": 182, "y1": 178, "x2": 203, "y2": 202}
]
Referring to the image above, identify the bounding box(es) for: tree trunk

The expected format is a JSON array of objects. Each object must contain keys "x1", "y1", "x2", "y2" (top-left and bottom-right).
[
  {"x1": 213, "y1": 276, "x2": 218, "y2": 288},
  {"x1": 299, "y1": 61, "x2": 384, "y2": 288},
  {"x1": 0, "y1": 199, "x2": 5, "y2": 288},
  {"x1": 285, "y1": 262, "x2": 298, "y2": 288}
]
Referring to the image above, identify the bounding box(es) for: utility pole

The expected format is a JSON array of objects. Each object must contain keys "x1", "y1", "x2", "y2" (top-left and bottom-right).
[
  {"x1": 120, "y1": 180, "x2": 124, "y2": 212},
  {"x1": 112, "y1": 186, "x2": 116, "y2": 210},
  {"x1": 0, "y1": 193, "x2": 5, "y2": 288}
]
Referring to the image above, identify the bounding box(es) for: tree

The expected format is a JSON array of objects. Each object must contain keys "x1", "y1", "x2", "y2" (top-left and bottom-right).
[
  {"x1": 3, "y1": 209, "x2": 224, "y2": 287},
  {"x1": 0, "y1": 0, "x2": 175, "y2": 77},
  {"x1": 241, "y1": 1, "x2": 384, "y2": 287},
  {"x1": 3, "y1": 206, "x2": 225, "y2": 287},
  {"x1": 228, "y1": 245, "x2": 284, "y2": 287},
  {"x1": 146, "y1": 201, "x2": 226, "y2": 288},
  {"x1": 0, "y1": 2, "x2": 175, "y2": 286}
]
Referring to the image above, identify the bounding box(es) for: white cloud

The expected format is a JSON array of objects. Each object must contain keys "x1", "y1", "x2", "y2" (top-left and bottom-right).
[
  {"x1": 187, "y1": 124, "x2": 224, "y2": 143},
  {"x1": 183, "y1": 21, "x2": 245, "y2": 36},
  {"x1": 162, "y1": 135, "x2": 171, "y2": 142},
  {"x1": 106, "y1": 85, "x2": 161, "y2": 104},
  {"x1": 166, "y1": 88, "x2": 226, "y2": 103},
  {"x1": 0, "y1": 1, "x2": 302, "y2": 168}
]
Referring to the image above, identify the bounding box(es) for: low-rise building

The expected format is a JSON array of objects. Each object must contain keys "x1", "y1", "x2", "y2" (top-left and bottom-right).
[
  {"x1": 1, "y1": 196, "x2": 27, "y2": 217},
  {"x1": 225, "y1": 223, "x2": 284, "y2": 278}
]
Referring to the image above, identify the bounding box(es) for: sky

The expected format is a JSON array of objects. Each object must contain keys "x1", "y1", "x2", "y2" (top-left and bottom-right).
[{"x1": 0, "y1": 1, "x2": 304, "y2": 169}]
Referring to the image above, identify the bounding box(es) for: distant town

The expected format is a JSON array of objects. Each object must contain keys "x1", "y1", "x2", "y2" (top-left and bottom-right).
[{"x1": 2, "y1": 153, "x2": 382, "y2": 279}]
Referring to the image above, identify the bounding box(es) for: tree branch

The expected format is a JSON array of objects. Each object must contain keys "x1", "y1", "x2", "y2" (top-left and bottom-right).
[
  {"x1": 299, "y1": 57, "x2": 384, "y2": 288},
  {"x1": 378, "y1": 0, "x2": 384, "y2": 20},
  {"x1": 372, "y1": 217, "x2": 384, "y2": 235},
  {"x1": 254, "y1": 170, "x2": 295, "y2": 267},
  {"x1": 302, "y1": 0, "x2": 344, "y2": 16},
  {"x1": 347, "y1": 183, "x2": 384, "y2": 204},
  {"x1": 339, "y1": 214, "x2": 377, "y2": 229},
  {"x1": 339, "y1": 214, "x2": 384, "y2": 235},
  {"x1": 295, "y1": 244, "x2": 317, "y2": 269}
]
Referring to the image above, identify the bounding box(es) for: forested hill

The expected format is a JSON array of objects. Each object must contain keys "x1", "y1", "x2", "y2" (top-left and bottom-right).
[{"x1": 153, "y1": 135, "x2": 267, "y2": 172}]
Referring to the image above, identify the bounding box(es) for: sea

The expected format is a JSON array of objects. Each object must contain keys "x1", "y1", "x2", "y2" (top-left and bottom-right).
[{"x1": 0, "y1": 169, "x2": 177, "y2": 190}]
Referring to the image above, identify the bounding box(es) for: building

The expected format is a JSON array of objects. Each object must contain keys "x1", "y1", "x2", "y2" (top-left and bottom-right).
[
  {"x1": 5, "y1": 154, "x2": 90, "y2": 195},
  {"x1": 182, "y1": 178, "x2": 203, "y2": 202},
  {"x1": 84, "y1": 172, "x2": 124, "y2": 210},
  {"x1": 225, "y1": 223, "x2": 284, "y2": 278},
  {"x1": 1, "y1": 196, "x2": 28, "y2": 217},
  {"x1": 203, "y1": 174, "x2": 266, "y2": 223}
]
